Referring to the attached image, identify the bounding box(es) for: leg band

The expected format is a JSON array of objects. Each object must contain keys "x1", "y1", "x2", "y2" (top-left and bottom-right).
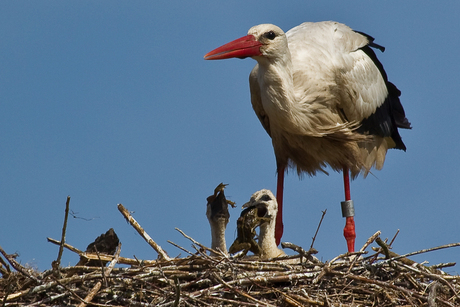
[{"x1": 341, "y1": 200, "x2": 354, "y2": 217}]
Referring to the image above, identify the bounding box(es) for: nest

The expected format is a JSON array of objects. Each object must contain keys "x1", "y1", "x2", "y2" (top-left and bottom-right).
[{"x1": 1, "y1": 197, "x2": 460, "y2": 306}]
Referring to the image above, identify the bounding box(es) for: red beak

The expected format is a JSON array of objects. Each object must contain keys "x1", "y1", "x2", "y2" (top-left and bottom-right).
[{"x1": 204, "y1": 35, "x2": 262, "y2": 60}]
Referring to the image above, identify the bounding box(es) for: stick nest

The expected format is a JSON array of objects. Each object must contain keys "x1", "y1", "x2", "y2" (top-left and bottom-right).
[
  {"x1": 1, "y1": 199, "x2": 459, "y2": 306},
  {"x1": 1, "y1": 238, "x2": 459, "y2": 306}
]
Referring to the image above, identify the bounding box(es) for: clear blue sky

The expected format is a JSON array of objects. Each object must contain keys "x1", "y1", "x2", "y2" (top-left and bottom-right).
[{"x1": 1, "y1": 1, "x2": 459, "y2": 272}]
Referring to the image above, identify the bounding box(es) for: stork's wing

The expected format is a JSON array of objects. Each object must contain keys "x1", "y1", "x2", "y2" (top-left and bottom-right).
[
  {"x1": 341, "y1": 31, "x2": 411, "y2": 150},
  {"x1": 286, "y1": 22, "x2": 389, "y2": 121},
  {"x1": 249, "y1": 65, "x2": 271, "y2": 137},
  {"x1": 287, "y1": 22, "x2": 410, "y2": 150},
  {"x1": 333, "y1": 29, "x2": 391, "y2": 122}
]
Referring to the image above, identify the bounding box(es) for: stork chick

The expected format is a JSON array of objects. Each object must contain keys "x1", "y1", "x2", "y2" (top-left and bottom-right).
[
  {"x1": 237, "y1": 189, "x2": 285, "y2": 259},
  {"x1": 206, "y1": 183, "x2": 235, "y2": 256},
  {"x1": 229, "y1": 201, "x2": 269, "y2": 256}
]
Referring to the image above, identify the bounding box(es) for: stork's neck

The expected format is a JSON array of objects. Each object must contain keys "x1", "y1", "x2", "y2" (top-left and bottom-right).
[
  {"x1": 259, "y1": 53, "x2": 295, "y2": 107},
  {"x1": 209, "y1": 219, "x2": 228, "y2": 256},
  {"x1": 256, "y1": 52, "x2": 302, "y2": 132},
  {"x1": 258, "y1": 215, "x2": 285, "y2": 259}
]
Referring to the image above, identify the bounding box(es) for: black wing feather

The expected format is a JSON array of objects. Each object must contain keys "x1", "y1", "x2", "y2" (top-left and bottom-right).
[{"x1": 354, "y1": 32, "x2": 412, "y2": 151}]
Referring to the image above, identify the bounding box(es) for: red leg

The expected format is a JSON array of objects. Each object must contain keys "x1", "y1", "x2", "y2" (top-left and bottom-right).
[
  {"x1": 342, "y1": 167, "x2": 356, "y2": 252},
  {"x1": 344, "y1": 216, "x2": 355, "y2": 252},
  {"x1": 343, "y1": 167, "x2": 351, "y2": 201},
  {"x1": 275, "y1": 166, "x2": 285, "y2": 246}
]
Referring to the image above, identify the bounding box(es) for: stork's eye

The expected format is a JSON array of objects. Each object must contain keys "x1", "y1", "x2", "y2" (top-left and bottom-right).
[
  {"x1": 264, "y1": 31, "x2": 276, "y2": 40},
  {"x1": 259, "y1": 194, "x2": 272, "y2": 202}
]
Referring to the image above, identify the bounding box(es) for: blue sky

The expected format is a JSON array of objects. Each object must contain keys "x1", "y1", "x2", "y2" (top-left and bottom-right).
[{"x1": 1, "y1": 1, "x2": 459, "y2": 272}]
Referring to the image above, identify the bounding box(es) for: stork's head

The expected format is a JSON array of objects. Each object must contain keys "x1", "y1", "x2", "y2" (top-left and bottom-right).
[
  {"x1": 206, "y1": 188, "x2": 230, "y2": 226},
  {"x1": 243, "y1": 189, "x2": 278, "y2": 223},
  {"x1": 204, "y1": 24, "x2": 287, "y2": 61},
  {"x1": 243, "y1": 189, "x2": 285, "y2": 258}
]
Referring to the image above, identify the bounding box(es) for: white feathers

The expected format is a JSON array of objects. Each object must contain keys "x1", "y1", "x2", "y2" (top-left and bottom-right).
[
  {"x1": 248, "y1": 21, "x2": 393, "y2": 176},
  {"x1": 286, "y1": 21, "x2": 388, "y2": 121}
]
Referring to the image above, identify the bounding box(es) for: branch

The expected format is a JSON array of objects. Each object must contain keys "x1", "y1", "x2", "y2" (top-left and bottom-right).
[
  {"x1": 0, "y1": 245, "x2": 40, "y2": 284},
  {"x1": 375, "y1": 242, "x2": 460, "y2": 267},
  {"x1": 52, "y1": 196, "x2": 71, "y2": 270},
  {"x1": 117, "y1": 204, "x2": 171, "y2": 261},
  {"x1": 174, "y1": 228, "x2": 219, "y2": 256},
  {"x1": 311, "y1": 209, "x2": 327, "y2": 249}
]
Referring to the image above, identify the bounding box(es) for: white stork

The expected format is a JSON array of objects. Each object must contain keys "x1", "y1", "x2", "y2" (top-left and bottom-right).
[{"x1": 204, "y1": 21, "x2": 411, "y2": 252}]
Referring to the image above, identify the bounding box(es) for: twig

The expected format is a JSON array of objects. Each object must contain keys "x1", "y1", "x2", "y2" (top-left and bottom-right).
[
  {"x1": 0, "y1": 254, "x2": 10, "y2": 274},
  {"x1": 399, "y1": 262, "x2": 460, "y2": 300},
  {"x1": 174, "y1": 228, "x2": 218, "y2": 255},
  {"x1": 190, "y1": 268, "x2": 321, "y2": 300},
  {"x1": 329, "y1": 269, "x2": 428, "y2": 302},
  {"x1": 430, "y1": 262, "x2": 456, "y2": 269},
  {"x1": 6, "y1": 272, "x2": 103, "y2": 301},
  {"x1": 173, "y1": 277, "x2": 181, "y2": 307},
  {"x1": 328, "y1": 251, "x2": 367, "y2": 265},
  {"x1": 0, "y1": 245, "x2": 40, "y2": 284},
  {"x1": 346, "y1": 231, "x2": 380, "y2": 273},
  {"x1": 47, "y1": 237, "x2": 84, "y2": 254},
  {"x1": 52, "y1": 196, "x2": 71, "y2": 270},
  {"x1": 428, "y1": 281, "x2": 439, "y2": 307},
  {"x1": 211, "y1": 272, "x2": 277, "y2": 307},
  {"x1": 388, "y1": 229, "x2": 399, "y2": 247},
  {"x1": 93, "y1": 247, "x2": 108, "y2": 287},
  {"x1": 28, "y1": 292, "x2": 70, "y2": 306},
  {"x1": 117, "y1": 204, "x2": 171, "y2": 261},
  {"x1": 311, "y1": 209, "x2": 327, "y2": 249},
  {"x1": 297, "y1": 290, "x2": 326, "y2": 306},
  {"x1": 52, "y1": 275, "x2": 88, "y2": 305},
  {"x1": 47, "y1": 237, "x2": 159, "y2": 266},
  {"x1": 376, "y1": 237, "x2": 390, "y2": 259},
  {"x1": 78, "y1": 281, "x2": 101, "y2": 307},
  {"x1": 281, "y1": 242, "x2": 320, "y2": 264},
  {"x1": 275, "y1": 290, "x2": 303, "y2": 307},
  {"x1": 360, "y1": 231, "x2": 381, "y2": 252},
  {"x1": 1, "y1": 275, "x2": 13, "y2": 307},
  {"x1": 167, "y1": 240, "x2": 194, "y2": 256},
  {"x1": 105, "y1": 243, "x2": 121, "y2": 274},
  {"x1": 375, "y1": 242, "x2": 460, "y2": 267}
]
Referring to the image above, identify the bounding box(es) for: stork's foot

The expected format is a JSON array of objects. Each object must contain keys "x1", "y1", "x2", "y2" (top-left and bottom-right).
[{"x1": 343, "y1": 216, "x2": 356, "y2": 252}]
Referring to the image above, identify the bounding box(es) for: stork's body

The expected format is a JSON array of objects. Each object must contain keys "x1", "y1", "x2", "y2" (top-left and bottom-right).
[{"x1": 205, "y1": 21, "x2": 411, "y2": 251}]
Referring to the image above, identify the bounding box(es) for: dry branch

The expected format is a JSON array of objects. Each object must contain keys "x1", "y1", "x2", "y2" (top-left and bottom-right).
[
  {"x1": 374, "y1": 242, "x2": 460, "y2": 268},
  {"x1": 117, "y1": 204, "x2": 171, "y2": 261},
  {"x1": 0, "y1": 245, "x2": 40, "y2": 284},
  {"x1": 52, "y1": 195, "x2": 71, "y2": 270},
  {"x1": 310, "y1": 209, "x2": 327, "y2": 249}
]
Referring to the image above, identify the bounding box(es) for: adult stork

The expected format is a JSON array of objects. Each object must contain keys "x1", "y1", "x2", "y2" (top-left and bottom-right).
[{"x1": 204, "y1": 21, "x2": 411, "y2": 252}]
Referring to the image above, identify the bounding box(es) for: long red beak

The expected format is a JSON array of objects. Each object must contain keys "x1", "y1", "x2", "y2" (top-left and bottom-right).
[{"x1": 204, "y1": 35, "x2": 262, "y2": 60}]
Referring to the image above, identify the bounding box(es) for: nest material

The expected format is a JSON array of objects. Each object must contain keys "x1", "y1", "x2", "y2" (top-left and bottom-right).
[
  {"x1": 2, "y1": 235, "x2": 460, "y2": 306},
  {"x1": 1, "y1": 201, "x2": 459, "y2": 306}
]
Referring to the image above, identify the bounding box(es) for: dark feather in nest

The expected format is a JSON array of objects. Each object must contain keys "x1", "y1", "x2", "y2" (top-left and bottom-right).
[{"x1": 76, "y1": 228, "x2": 119, "y2": 267}]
